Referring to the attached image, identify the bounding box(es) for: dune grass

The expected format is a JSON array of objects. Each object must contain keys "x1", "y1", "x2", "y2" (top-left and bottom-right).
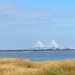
[{"x1": 0, "y1": 58, "x2": 75, "y2": 75}]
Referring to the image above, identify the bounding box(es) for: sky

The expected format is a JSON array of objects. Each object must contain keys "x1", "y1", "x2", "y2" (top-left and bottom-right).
[{"x1": 0, "y1": 0, "x2": 75, "y2": 49}]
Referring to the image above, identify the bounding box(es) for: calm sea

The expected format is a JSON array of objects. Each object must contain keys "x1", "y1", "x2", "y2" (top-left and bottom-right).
[{"x1": 0, "y1": 51, "x2": 75, "y2": 61}]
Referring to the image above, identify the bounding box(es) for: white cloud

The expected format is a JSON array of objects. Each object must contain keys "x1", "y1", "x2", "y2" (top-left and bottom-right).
[
  {"x1": 0, "y1": 1, "x2": 51, "y2": 26},
  {"x1": 0, "y1": 1, "x2": 75, "y2": 27}
]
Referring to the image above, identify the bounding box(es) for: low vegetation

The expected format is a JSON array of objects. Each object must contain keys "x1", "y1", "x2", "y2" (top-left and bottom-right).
[{"x1": 0, "y1": 58, "x2": 75, "y2": 75}]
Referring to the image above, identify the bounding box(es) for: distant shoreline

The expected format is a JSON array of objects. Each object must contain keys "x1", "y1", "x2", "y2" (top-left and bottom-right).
[{"x1": 0, "y1": 49, "x2": 75, "y2": 52}]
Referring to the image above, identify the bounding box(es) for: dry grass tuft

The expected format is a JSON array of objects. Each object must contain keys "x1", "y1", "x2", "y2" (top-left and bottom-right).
[{"x1": 0, "y1": 58, "x2": 75, "y2": 75}]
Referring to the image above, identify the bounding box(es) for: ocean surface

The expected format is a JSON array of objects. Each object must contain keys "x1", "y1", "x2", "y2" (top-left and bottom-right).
[{"x1": 0, "y1": 51, "x2": 75, "y2": 61}]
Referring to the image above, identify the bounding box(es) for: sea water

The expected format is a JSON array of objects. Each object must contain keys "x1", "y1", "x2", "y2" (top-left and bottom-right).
[{"x1": 0, "y1": 51, "x2": 75, "y2": 61}]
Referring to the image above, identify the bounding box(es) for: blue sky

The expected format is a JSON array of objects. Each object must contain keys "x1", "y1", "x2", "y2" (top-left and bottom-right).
[{"x1": 0, "y1": 0, "x2": 75, "y2": 49}]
